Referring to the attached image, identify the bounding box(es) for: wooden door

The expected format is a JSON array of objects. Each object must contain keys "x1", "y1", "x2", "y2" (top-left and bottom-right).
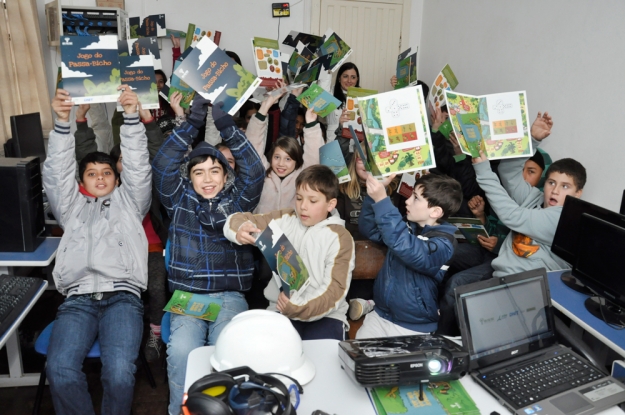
[{"x1": 311, "y1": 0, "x2": 411, "y2": 93}]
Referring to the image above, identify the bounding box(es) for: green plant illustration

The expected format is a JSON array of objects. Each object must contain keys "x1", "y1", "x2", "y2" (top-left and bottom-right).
[
  {"x1": 83, "y1": 68, "x2": 121, "y2": 96},
  {"x1": 225, "y1": 64, "x2": 255, "y2": 99}
]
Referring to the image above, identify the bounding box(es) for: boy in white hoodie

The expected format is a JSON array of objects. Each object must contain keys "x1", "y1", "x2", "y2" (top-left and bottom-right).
[{"x1": 224, "y1": 165, "x2": 355, "y2": 340}]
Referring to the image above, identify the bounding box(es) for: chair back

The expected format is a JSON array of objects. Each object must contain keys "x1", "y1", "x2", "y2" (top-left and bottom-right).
[{"x1": 352, "y1": 240, "x2": 387, "y2": 280}]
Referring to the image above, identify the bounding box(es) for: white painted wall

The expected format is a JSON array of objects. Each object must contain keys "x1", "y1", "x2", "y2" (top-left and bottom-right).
[
  {"x1": 418, "y1": 0, "x2": 625, "y2": 211},
  {"x1": 408, "y1": 0, "x2": 423, "y2": 54}
]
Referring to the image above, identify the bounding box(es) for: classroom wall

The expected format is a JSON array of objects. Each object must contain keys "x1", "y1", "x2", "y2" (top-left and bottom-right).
[{"x1": 417, "y1": 0, "x2": 625, "y2": 211}]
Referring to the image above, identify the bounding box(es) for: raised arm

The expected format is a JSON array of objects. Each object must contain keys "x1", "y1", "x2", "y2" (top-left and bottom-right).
[
  {"x1": 279, "y1": 86, "x2": 303, "y2": 137},
  {"x1": 151, "y1": 98, "x2": 206, "y2": 214},
  {"x1": 73, "y1": 104, "x2": 97, "y2": 165},
  {"x1": 138, "y1": 104, "x2": 164, "y2": 162},
  {"x1": 301, "y1": 108, "x2": 323, "y2": 168},
  {"x1": 115, "y1": 86, "x2": 152, "y2": 218},
  {"x1": 213, "y1": 103, "x2": 265, "y2": 213},
  {"x1": 43, "y1": 89, "x2": 81, "y2": 229}
]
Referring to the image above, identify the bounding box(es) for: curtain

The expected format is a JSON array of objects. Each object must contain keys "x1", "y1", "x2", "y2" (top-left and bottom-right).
[{"x1": 0, "y1": 0, "x2": 52, "y2": 154}]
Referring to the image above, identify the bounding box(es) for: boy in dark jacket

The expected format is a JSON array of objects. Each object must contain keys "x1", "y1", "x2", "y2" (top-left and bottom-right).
[
  {"x1": 151, "y1": 99, "x2": 264, "y2": 415},
  {"x1": 357, "y1": 172, "x2": 462, "y2": 338}
]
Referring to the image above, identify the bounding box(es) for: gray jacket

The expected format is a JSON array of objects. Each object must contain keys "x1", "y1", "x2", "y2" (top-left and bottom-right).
[{"x1": 42, "y1": 114, "x2": 152, "y2": 297}]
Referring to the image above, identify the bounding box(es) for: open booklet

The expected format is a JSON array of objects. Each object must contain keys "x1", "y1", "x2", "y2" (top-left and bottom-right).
[
  {"x1": 428, "y1": 64, "x2": 458, "y2": 113},
  {"x1": 395, "y1": 47, "x2": 418, "y2": 90},
  {"x1": 447, "y1": 217, "x2": 489, "y2": 245},
  {"x1": 357, "y1": 85, "x2": 437, "y2": 176},
  {"x1": 254, "y1": 220, "x2": 310, "y2": 299},
  {"x1": 163, "y1": 290, "x2": 223, "y2": 321},
  {"x1": 296, "y1": 84, "x2": 341, "y2": 117},
  {"x1": 341, "y1": 87, "x2": 379, "y2": 141},
  {"x1": 444, "y1": 90, "x2": 532, "y2": 160},
  {"x1": 174, "y1": 35, "x2": 261, "y2": 116}
]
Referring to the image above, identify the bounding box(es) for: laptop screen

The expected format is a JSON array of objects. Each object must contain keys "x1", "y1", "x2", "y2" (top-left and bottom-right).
[{"x1": 456, "y1": 269, "x2": 556, "y2": 369}]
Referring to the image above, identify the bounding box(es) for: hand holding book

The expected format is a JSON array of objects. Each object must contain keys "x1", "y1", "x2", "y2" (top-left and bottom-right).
[
  {"x1": 236, "y1": 221, "x2": 262, "y2": 245},
  {"x1": 51, "y1": 89, "x2": 73, "y2": 123}
]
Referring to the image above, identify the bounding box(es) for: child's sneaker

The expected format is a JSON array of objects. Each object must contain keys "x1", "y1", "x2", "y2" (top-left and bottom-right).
[
  {"x1": 144, "y1": 326, "x2": 163, "y2": 362},
  {"x1": 348, "y1": 298, "x2": 374, "y2": 320}
]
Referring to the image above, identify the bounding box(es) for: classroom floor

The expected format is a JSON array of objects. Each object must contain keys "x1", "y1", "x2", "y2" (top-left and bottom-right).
[{"x1": 0, "y1": 290, "x2": 170, "y2": 414}]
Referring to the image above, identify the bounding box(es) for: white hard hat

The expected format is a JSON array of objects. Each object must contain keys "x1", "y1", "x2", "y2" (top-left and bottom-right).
[{"x1": 210, "y1": 310, "x2": 316, "y2": 385}]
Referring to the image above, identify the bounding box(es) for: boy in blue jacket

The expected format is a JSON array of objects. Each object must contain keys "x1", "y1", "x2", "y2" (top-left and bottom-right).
[
  {"x1": 357, "y1": 172, "x2": 462, "y2": 338},
  {"x1": 151, "y1": 99, "x2": 264, "y2": 415}
]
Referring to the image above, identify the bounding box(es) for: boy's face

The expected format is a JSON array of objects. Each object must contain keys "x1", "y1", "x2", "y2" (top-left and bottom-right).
[
  {"x1": 190, "y1": 158, "x2": 227, "y2": 199},
  {"x1": 405, "y1": 185, "x2": 442, "y2": 227},
  {"x1": 80, "y1": 162, "x2": 118, "y2": 198},
  {"x1": 219, "y1": 147, "x2": 235, "y2": 170},
  {"x1": 543, "y1": 172, "x2": 582, "y2": 207},
  {"x1": 155, "y1": 74, "x2": 165, "y2": 92},
  {"x1": 296, "y1": 185, "x2": 337, "y2": 227},
  {"x1": 523, "y1": 159, "x2": 544, "y2": 187}
]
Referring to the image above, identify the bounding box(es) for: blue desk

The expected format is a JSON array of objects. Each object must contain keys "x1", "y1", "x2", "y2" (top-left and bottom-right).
[
  {"x1": 548, "y1": 270, "x2": 625, "y2": 358},
  {"x1": 0, "y1": 237, "x2": 61, "y2": 267}
]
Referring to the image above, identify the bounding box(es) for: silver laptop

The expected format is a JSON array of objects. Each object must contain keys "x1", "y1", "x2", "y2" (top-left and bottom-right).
[{"x1": 455, "y1": 268, "x2": 625, "y2": 415}]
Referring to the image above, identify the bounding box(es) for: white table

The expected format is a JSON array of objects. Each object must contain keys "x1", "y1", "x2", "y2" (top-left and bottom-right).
[
  {"x1": 184, "y1": 339, "x2": 624, "y2": 415},
  {"x1": 0, "y1": 279, "x2": 48, "y2": 387}
]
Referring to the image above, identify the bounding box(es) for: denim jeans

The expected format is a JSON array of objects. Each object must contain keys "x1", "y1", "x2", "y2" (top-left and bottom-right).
[
  {"x1": 46, "y1": 291, "x2": 144, "y2": 415},
  {"x1": 167, "y1": 291, "x2": 248, "y2": 415}
]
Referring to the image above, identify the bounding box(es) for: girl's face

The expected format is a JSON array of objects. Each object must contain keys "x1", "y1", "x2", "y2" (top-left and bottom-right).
[
  {"x1": 339, "y1": 69, "x2": 358, "y2": 91},
  {"x1": 271, "y1": 147, "x2": 296, "y2": 178}
]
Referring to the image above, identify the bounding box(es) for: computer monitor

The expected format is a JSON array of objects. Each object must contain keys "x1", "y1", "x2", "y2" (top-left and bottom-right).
[
  {"x1": 550, "y1": 195, "x2": 625, "y2": 293},
  {"x1": 10, "y1": 112, "x2": 46, "y2": 162},
  {"x1": 620, "y1": 189, "x2": 625, "y2": 215},
  {"x1": 573, "y1": 213, "x2": 625, "y2": 327}
]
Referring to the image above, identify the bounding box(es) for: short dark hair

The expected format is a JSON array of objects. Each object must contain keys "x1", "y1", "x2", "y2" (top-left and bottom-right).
[
  {"x1": 545, "y1": 158, "x2": 586, "y2": 190},
  {"x1": 267, "y1": 136, "x2": 304, "y2": 177},
  {"x1": 109, "y1": 144, "x2": 122, "y2": 169},
  {"x1": 414, "y1": 174, "x2": 462, "y2": 221},
  {"x1": 154, "y1": 69, "x2": 168, "y2": 83},
  {"x1": 296, "y1": 165, "x2": 339, "y2": 201},
  {"x1": 79, "y1": 151, "x2": 119, "y2": 183},
  {"x1": 188, "y1": 154, "x2": 227, "y2": 176}
]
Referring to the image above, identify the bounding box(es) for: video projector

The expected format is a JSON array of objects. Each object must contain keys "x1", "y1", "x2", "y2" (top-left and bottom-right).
[{"x1": 339, "y1": 334, "x2": 469, "y2": 387}]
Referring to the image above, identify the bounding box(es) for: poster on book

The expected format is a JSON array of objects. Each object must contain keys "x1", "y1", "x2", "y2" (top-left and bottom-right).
[
  {"x1": 118, "y1": 37, "x2": 162, "y2": 70},
  {"x1": 428, "y1": 64, "x2": 459, "y2": 113},
  {"x1": 174, "y1": 36, "x2": 261, "y2": 116},
  {"x1": 445, "y1": 90, "x2": 532, "y2": 160},
  {"x1": 117, "y1": 55, "x2": 159, "y2": 111},
  {"x1": 127, "y1": 14, "x2": 166, "y2": 38},
  {"x1": 61, "y1": 35, "x2": 121, "y2": 104},
  {"x1": 358, "y1": 85, "x2": 436, "y2": 176},
  {"x1": 251, "y1": 37, "x2": 283, "y2": 87}
]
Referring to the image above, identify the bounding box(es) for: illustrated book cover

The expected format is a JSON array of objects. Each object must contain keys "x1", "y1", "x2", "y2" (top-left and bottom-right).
[
  {"x1": 447, "y1": 217, "x2": 490, "y2": 244},
  {"x1": 320, "y1": 140, "x2": 350, "y2": 183},
  {"x1": 117, "y1": 55, "x2": 159, "y2": 111},
  {"x1": 184, "y1": 23, "x2": 221, "y2": 50},
  {"x1": 127, "y1": 14, "x2": 166, "y2": 38},
  {"x1": 61, "y1": 35, "x2": 121, "y2": 105},
  {"x1": 163, "y1": 290, "x2": 222, "y2": 321},
  {"x1": 174, "y1": 36, "x2": 261, "y2": 116},
  {"x1": 255, "y1": 220, "x2": 310, "y2": 299},
  {"x1": 358, "y1": 85, "x2": 436, "y2": 176},
  {"x1": 118, "y1": 36, "x2": 162, "y2": 70},
  {"x1": 251, "y1": 37, "x2": 283, "y2": 87},
  {"x1": 317, "y1": 28, "x2": 352, "y2": 72},
  {"x1": 341, "y1": 86, "x2": 378, "y2": 141},
  {"x1": 395, "y1": 47, "x2": 418, "y2": 90},
  {"x1": 444, "y1": 90, "x2": 532, "y2": 160},
  {"x1": 296, "y1": 83, "x2": 341, "y2": 118},
  {"x1": 429, "y1": 64, "x2": 459, "y2": 113}
]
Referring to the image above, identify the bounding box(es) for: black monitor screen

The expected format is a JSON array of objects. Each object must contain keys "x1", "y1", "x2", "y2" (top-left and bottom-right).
[
  {"x1": 10, "y1": 113, "x2": 46, "y2": 161},
  {"x1": 551, "y1": 196, "x2": 625, "y2": 265},
  {"x1": 574, "y1": 214, "x2": 625, "y2": 310},
  {"x1": 620, "y1": 190, "x2": 625, "y2": 215}
]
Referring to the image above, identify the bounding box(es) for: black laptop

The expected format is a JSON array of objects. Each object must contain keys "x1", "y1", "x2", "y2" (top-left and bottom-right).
[{"x1": 455, "y1": 268, "x2": 625, "y2": 415}]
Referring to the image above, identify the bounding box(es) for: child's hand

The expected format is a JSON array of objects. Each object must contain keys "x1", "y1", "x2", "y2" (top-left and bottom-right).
[
  {"x1": 477, "y1": 235, "x2": 498, "y2": 252},
  {"x1": 118, "y1": 85, "x2": 138, "y2": 114},
  {"x1": 76, "y1": 104, "x2": 90, "y2": 120},
  {"x1": 431, "y1": 107, "x2": 447, "y2": 132},
  {"x1": 468, "y1": 195, "x2": 485, "y2": 218},
  {"x1": 367, "y1": 173, "x2": 396, "y2": 203},
  {"x1": 170, "y1": 34, "x2": 180, "y2": 49},
  {"x1": 290, "y1": 85, "x2": 305, "y2": 98},
  {"x1": 472, "y1": 150, "x2": 488, "y2": 164},
  {"x1": 170, "y1": 91, "x2": 185, "y2": 117},
  {"x1": 530, "y1": 111, "x2": 553, "y2": 141},
  {"x1": 51, "y1": 89, "x2": 73, "y2": 122},
  {"x1": 449, "y1": 132, "x2": 463, "y2": 155},
  {"x1": 338, "y1": 108, "x2": 349, "y2": 125},
  {"x1": 235, "y1": 221, "x2": 261, "y2": 245},
  {"x1": 276, "y1": 291, "x2": 290, "y2": 313},
  {"x1": 390, "y1": 75, "x2": 398, "y2": 88},
  {"x1": 305, "y1": 107, "x2": 317, "y2": 123},
  {"x1": 260, "y1": 81, "x2": 286, "y2": 114}
]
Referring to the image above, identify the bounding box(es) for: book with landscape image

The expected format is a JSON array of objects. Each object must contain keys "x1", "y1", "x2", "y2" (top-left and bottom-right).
[
  {"x1": 255, "y1": 220, "x2": 310, "y2": 299},
  {"x1": 395, "y1": 47, "x2": 418, "y2": 90},
  {"x1": 61, "y1": 35, "x2": 121, "y2": 104},
  {"x1": 296, "y1": 83, "x2": 341, "y2": 118},
  {"x1": 174, "y1": 36, "x2": 261, "y2": 116},
  {"x1": 447, "y1": 217, "x2": 489, "y2": 244},
  {"x1": 320, "y1": 140, "x2": 350, "y2": 183},
  {"x1": 341, "y1": 86, "x2": 378, "y2": 141},
  {"x1": 163, "y1": 290, "x2": 222, "y2": 321}
]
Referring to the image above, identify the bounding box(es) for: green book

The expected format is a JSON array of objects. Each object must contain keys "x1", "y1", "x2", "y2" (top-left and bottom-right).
[
  {"x1": 163, "y1": 290, "x2": 223, "y2": 321},
  {"x1": 447, "y1": 217, "x2": 489, "y2": 245},
  {"x1": 429, "y1": 381, "x2": 480, "y2": 415},
  {"x1": 296, "y1": 84, "x2": 341, "y2": 118}
]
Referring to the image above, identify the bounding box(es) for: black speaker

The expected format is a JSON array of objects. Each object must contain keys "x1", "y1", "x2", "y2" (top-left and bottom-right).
[{"x1": 0, "y1": 157, "x2": 45, "y2": 252}]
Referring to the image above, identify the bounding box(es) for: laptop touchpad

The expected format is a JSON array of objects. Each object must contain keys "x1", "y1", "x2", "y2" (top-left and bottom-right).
[{"x1": 550, "y1": 393, "x2": 592, "y2": 415}]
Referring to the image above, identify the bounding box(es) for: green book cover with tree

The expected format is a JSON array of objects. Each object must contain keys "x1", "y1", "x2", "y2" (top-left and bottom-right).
[
  {"x1": 296, "y1": 84, "x2": 342, "y2": 118},
  {"x1": 163, "y1": 290, "x2": 223, "y2": 321}
]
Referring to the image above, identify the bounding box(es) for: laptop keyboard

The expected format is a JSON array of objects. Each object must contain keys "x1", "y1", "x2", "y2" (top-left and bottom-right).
[{"x1": 483, "y1": 352, "x2": 604, "y2": 408}]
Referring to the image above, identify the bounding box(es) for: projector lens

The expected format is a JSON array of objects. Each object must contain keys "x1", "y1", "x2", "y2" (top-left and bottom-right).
[{"x1": 428, "y1": 359, "x2": 443, "y2": 373}]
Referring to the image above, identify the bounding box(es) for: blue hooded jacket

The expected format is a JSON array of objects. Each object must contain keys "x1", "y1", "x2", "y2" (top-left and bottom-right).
[
  {"x1": 359, "y1": 196, "x2": 457, "y2": 333},
  {"x1": 152, "y1": 117, "x2": 265, "y2": 293}
]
